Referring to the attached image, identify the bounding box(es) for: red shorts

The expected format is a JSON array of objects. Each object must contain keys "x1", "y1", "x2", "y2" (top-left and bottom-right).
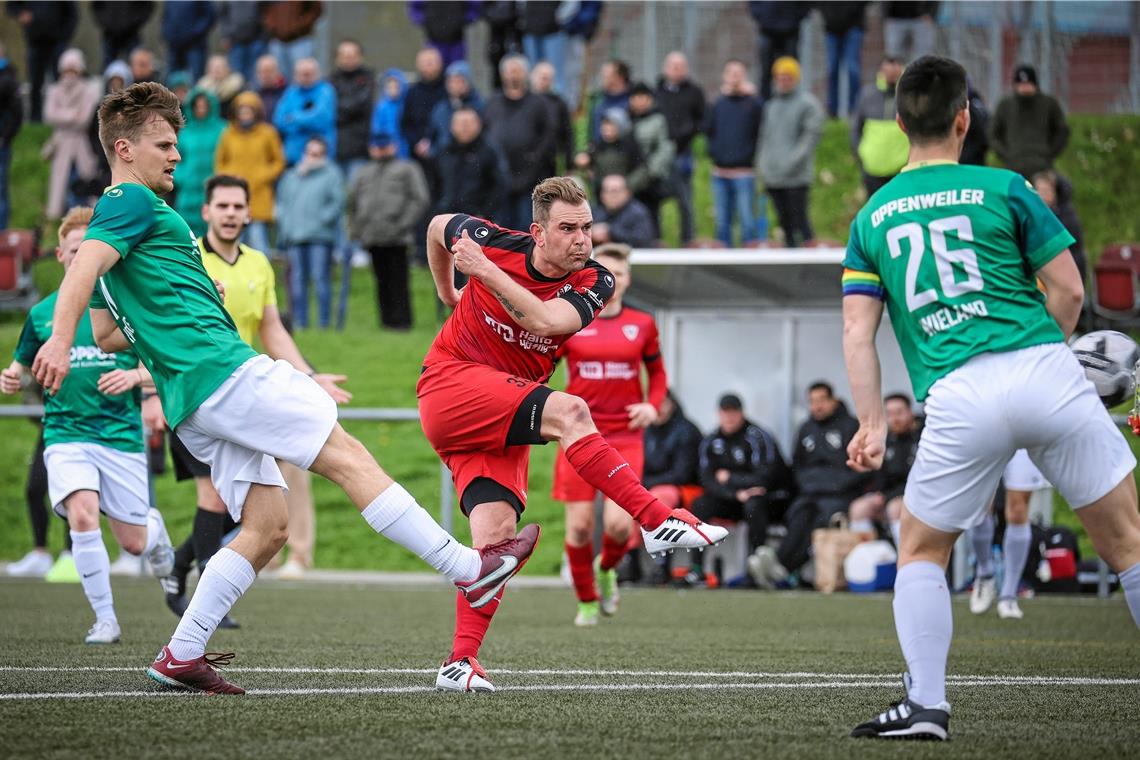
[
  {"x1": 552, "y1": 431, "x2": 644, "y2": 502},
  {"x1": 417, "y1": 360, "x2": 543, "y2": 512}
]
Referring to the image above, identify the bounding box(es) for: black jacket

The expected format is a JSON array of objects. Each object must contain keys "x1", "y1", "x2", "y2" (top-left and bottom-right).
[
  {"x1": 748, "y1": 1, "x2": 809, "y2": 33},
  {"x1": 643, "y1": 407, "x2": 702, "y2": 489},
  {"x1": 332, "y1": 65, "x2": 376, "y2": 161},
  {"x1": 435, "y1": 134, "x2": 509, "y2": 219},
  {"x1": 483, "y1": 91, "x2": 555, "y2": 195},
  {"x1": 655, "y1": 77, "x2": 705, "y2": 154},
  {"x1": 537, "y1": 90, "x2": 574, "y2": 170},
  {"x1": 7, "y1": 1, "x2": 78, "y2": 43},
  {"x1": 960, "y1": 85, "x2": 989, "y2": 166},
  {"x1": 873, "y1": 422, "x2": 922, "y2": 499},
  {"x1": 401, "y1": 77, "x2": 447, "y2": 149},
  {"x1": 92, "y1": 1, "x2": 154, "y2": 42},
  {"x1": 1052, "y1": 176, "x2": 1087, "y2": 282},
  {"x1": 792, "y1": 401, "x2": 865, "y2": 498},
  {"x1": 698, "y1": 420, "x2": 791, "y2": 502},
  {"x1": 519, "y1": 0, "x2": 559, "y2": 35},
  {"x1": 883, "y1": 1, "x2": 940, "y2": 20},
  {"x1": 818, "y1": 1, "x2": 867, "y2": 34},
  {"x1": 0, "y1": 62, "x2": 22, "y2": 149}
]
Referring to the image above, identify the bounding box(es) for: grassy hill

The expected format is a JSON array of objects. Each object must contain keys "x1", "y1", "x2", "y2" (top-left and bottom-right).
[{"x1": 1, "y1": 115, "x2": 1138, "y2": 570}]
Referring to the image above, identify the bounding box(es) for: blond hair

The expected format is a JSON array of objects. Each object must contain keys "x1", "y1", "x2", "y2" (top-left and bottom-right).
[
  {"x1": 58, "y1": 206, "x2": 93, "y2": 241},
  {"x1": 98, "y1": 81, "x2": 185, "y2": 161},
  {"x1": 531, "y1": 176, "x2": 588, "y2": 225},
  {"x1": 593, "y1": 243, "x2": 631, "y2": 265}
]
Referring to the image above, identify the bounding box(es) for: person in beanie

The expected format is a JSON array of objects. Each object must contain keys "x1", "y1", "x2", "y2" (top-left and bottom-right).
[{"x1": 989, "y1": 64, "x2": 1070, "y2": 179}]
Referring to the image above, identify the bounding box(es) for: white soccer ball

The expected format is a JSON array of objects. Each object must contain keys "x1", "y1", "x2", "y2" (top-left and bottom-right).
[{"x1": 1071, "y1": 330, "x2": 1140, "y2": 407}]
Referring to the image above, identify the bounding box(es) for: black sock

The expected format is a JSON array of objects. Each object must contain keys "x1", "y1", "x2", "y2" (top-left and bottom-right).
[{"x1": 191, "y1": 507, "x2": 226, "y2": 574}]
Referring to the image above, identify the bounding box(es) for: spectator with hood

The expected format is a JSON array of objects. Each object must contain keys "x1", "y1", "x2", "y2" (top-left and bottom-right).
[
  {"x1": 576, "y1": 108, "x2": 648, "y2": 200},
  {"x1": 989, "y1": 64, "x2": 1070, "y2": 179},
  {"x1": 161, "y1": 0, "x2": 215, "y2": 80},
  {"x1": 373, "y1": 68, "x2": 410, "y2": 159},
  {"x1": 627, "y1": 82, "x2": 676, "y2": 236},
  {"x1": 216, "y1": 91, "x2": 286, "y2": 255},
  {"x1": 428, "y1": 60, "x2": 484, "y2": 155},
  {"x1": 174, "y1": 87, "x2": 226, "y2": 237},
  {"x1": 274, "y1": 57, "x2": 337, "y2": 166},
  {"x1": 43, "y1": 48, "x2": 99, "y2": 220},
  {"x1": 587, "y1": 58, "x2": 632, "y2": 143}
]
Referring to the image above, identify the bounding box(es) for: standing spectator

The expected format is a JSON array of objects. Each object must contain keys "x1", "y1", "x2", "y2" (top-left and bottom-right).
[
  {"x1": 693, "y1": 393, "x2": 791, "y2": 556},
  {"x1": 519, "y1": 0, "x2": 564, "y2": 89},
  {"x1": 748, "y1": 1, "x2": 809, "y2": 100},
  {"x1": 274, "y1": 58, "x2": 337, "y2": 166},
  {"x1": 331, "y1": 39, "x2": 375, "y2": 270},
  {"x1": 161, "y1": 0, "x2": 215, "y2": 81},
  {"x1": 643, "y1": 390, "x2": 703, "y2": 509},
  {"x1": 261, "y1": 0, "x2": 323, "y2": 80},
  {"x1": 959, "y1": 78, "x2": 989, "y2": 166},
  {"x1": 559, "y1": 0, "x2": 603, "y2": 113},
  {"x1": 882, "y1": 2, "x2": 938, "y2": 61},
  {"x1": 166, "y1": 70, "x2": 193, "y2": 103},
  {"x1": 129, "y1": 46, "x2": 160, "y2": 84},
  {"x1": 0, "y1": 43, "x2": 22, "y2": 231},
  {"x1": 851, "y1": 55, "x2": 907, "y2": 196},
  {"x1": 482, "y1": 54, "x2": 555, "y2": 230},
  {"x1": 592, "y1": 174, "x2": 655, "y2": 249},
  {"x1": 72, "y1": 60, "x2": 132, "y2": 207},
  {"x1": 401, "y1": 47, "x2": 447, "y2": 162},
  {"x1": 254, "y1": 53, "x2": 287, "y2": 122},
  {"x1": 482, "y1": 2, "x2": 521, "y2": 91},
  {"x1": 7, "y1": 0, "x2": 78, "y2": 122},
  {"x1": 1032, "y1": 170, "x2": 1087, "y2": 284},
  {"x1": 348, "y1": 133, "x2": 429, "y2": 330},
  {"x1": 43, "y1": 48, "x2": 98, "y2": 220},
  {"x1": 627, "y1": 82, "x2": 676, "y2": 236},
  {"x1": 706, "y1": 59, "x2": 762, "y2": 247},
  {"x1": 372, "y1": 68, "x2": 410, "y2": 159},
  {"x1": 215, "y1": 91, "x2": 286, "y2": 256},
  {"x1": 656, "y1": 51, "x2": 704, "y2": 245},
  {"x1": 989, "y1": 64, "x2": 1070, "y2": 179},
  {"x1": 846, "y1": 393, "x2": 920, "y2": 547},
  {"x1": 819, "y1": 1, "x2": 867, "y2": 117},
  {"x1": 276, "y1": 136, "x2": 344, "y2": 329},
  {"x1": 408, "y1": 0, "x2": 479, "y2": 69},
  {"x1": 576, "y1": 108, "x2": 647, "y2": 199},
  {"x1": 428, "y1": 60, "x2": 484, "y2": 155},
  {"x1": 530, "y1": 61, "x2": 574, "y2": 172},
  {"x1": 217, "y1": 0, "x2": 267, "y2": 85},
  {"x1": 750, "y1": 382, "x2": 865, "y2": 589},
  {"x1": 173, "y1": 88, "x2": 226, "y2": 237},
  {"x1": 91, "y1": 1, "x2": 153, "y2": 72},
  {"x1": 434, "y1": 108, "x2": 508, "y2": 219},
  {"x1": 588, "y1": 59, "x2": 631, "y2": 142},
  {"x1": 196, "y1": 54, "x2": 245, "y2": 116},
  {"x1": 757, "y1": 57, "x2": 823, "y2": 247}
]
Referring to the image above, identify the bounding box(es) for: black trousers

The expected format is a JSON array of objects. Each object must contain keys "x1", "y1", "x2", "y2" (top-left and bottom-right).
[
  {"x1": 367, "y1": 244, "x2": 412, "y2": 329},
  {"x1": 776, "y1": 495, "x2": 850, "y2": 572},
  {"x1": 862, "y1": 172, "x2": 893, "y2": 197},
  {"x1": 768, "y1": 186, "x2": 813, "y2": 247},
  {"x1": 692, "y1": 493, "x2": 784, "y2": 551},
  {"x1": 26, "y1": 40, "x2": 66, "y2": 122},
  {"x1": 26, "y1": 429, "x2": 50, "y2": 547}
]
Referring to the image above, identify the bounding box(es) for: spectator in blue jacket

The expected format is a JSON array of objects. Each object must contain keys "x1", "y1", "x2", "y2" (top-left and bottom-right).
[
  {"x1": 428, "y1": 60, "x2": 483, "y2": 155},
  {"x1": 706, "y1": 59, "x2": 762, "y2": 247},
  {"x1": 274, "y1": 57, "x2": 337, "y2": 166},
  {"x1": 275, "y1": 136, "x2": 345, "y2": 329},
  {"x1": 161, "y1": 0, "x2": 215, "y2": 81},
  {"x1": 372, "y1": 68, "x2": 409, "y2": 159}
]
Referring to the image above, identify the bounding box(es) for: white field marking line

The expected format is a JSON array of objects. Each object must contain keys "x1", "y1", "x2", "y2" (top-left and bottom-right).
[{"x1": 4, "y1": 678, "x2": 1140, "y2": 701}]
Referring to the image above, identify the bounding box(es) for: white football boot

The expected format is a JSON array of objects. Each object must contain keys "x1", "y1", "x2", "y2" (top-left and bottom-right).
[
  {"x1": 436, "y1": 657, "x2": 495, "y2": 693},
  {"x1": 5, "y1": 549, "x2": 53, "y2": 578},
  {"x1": 84, "y1": 619, "x2": 121, "y2": 645},
  {"x1": 641, "y1": 509, "x2": 728, "y2": 555},
  {"x1": 997, "y1": 599, "x2": 1024, "y2": 619},
  {"x1": 970, "y1": 576, "x2": 996, "y2": 614}
]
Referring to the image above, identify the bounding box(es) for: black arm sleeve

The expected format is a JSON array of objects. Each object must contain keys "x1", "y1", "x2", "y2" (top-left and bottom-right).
[{"x1": 558, "y1": 259, "x2": 615, "y2": 329}]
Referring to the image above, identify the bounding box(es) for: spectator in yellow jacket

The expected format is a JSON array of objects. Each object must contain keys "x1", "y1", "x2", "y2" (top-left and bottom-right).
[{"x1": 215, "y1": 90, "x2": 285, "y2": 255}]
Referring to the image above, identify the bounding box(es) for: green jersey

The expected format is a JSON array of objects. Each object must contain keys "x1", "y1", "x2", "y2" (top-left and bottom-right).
[
  {"x1": 844, "y1": 162, "x2": 1075, "y2": 401},
  {"x1": 15, "y1": 292, "x2": 143, "y2": 452},
  {"x1": 85, "y1": 183, "x2": 257, "y2": 428}
]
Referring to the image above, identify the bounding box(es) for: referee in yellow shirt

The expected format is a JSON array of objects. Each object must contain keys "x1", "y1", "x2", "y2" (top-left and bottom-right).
[{"x1": 159, "y1": 175, "x2": 351, "y2": 621}]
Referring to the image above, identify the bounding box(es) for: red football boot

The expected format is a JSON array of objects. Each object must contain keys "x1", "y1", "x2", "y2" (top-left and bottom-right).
[
  {"x1": 146, "y1": 646, "x2": 246, "y2": 694},
  {"x1": 457, "y1": 524, "x2": 541, "y2": 609}
]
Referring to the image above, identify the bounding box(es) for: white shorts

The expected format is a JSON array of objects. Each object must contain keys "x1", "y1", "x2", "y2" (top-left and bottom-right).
[
  {"x1": 905, "y1": 343, "x2": 1136, "y2": 533},
  {"x1": 175, "y1": 355, "x2": 338, "y2": 522},
  {"x1": 1003, "y1": 449, "x2": 1051, "y2": 492},
  {"x1": 44, "y1": 442, "x2": 150, "y2": 525}
]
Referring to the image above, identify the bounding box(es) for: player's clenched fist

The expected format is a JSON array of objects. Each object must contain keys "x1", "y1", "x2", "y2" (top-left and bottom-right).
[
  {"x1": 452, "y1": 229, "x2": 493, "y2": 279},
  {"x1": 0, "y1": 364, "x2": 22, "y2": 395},
  {"x1": 32, "y1": 335, "x2": 72, "y2": 394},
  {"x1": 846, "y1": 424, "x2": 885, "y2": 472}
]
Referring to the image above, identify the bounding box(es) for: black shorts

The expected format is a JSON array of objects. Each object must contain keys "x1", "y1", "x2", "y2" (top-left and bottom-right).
[{"x1": 170, "y1": 430, "x2": 211, "y2": 481}]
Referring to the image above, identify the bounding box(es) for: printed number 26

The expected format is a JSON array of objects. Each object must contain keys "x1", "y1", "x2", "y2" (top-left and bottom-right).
[{"x1": 886, "y1": 215, "x2": 983, "y2": 312}]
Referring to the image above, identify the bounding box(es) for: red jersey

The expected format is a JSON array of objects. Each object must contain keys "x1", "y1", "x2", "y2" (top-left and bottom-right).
[
  {"x1": 424, "y1": 214, "x2": 615, "y2": 382},
  {"x1": 557, "y1": 306, "x2": 668, "y2": 436}
]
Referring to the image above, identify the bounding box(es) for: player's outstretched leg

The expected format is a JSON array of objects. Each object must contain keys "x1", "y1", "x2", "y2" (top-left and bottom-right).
[
  {"x1": 852, "y1": 505, "x2": 953, "y2": 741},
  {"x1": 64, "y1": 492, "x2": 119, "y2": 645},
  {"x1": 541, "y1": 392, "x2": 728, "y2": 553},
  {"x1": 1073, "y1": 475, "x2": 1140, "y2": 628}
]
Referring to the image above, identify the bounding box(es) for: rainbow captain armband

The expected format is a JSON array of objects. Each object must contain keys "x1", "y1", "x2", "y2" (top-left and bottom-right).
[{"x1": 842, "y1": 268, "x2": 886, "y2": 300}]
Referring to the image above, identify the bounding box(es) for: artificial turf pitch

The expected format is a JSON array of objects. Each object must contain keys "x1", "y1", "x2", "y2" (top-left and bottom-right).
[{"x1": 1, "y1": 576, "x2": 1138, "y2": 759}]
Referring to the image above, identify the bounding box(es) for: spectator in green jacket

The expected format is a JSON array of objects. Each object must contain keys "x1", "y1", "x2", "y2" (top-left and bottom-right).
[
  {"x1": 989, "y1": 64, "x2": 1070, "y2": 179},
  {"x1": 627, "y1": 82, "x2": 676, "y2": 238},
  {"x1": 756, "y1": 57, "x2": 823, "y2": 247},
  {"x1": 173, "y1": 86, "x2": 225, "y2": 237},
  {"x1": 850, "y1": 55, "x2": 908, "y2": 196}
]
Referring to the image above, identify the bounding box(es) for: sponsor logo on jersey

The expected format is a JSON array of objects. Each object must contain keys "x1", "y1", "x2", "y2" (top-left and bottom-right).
[
  {"x1": 557, "y1": 283, "x2": 573, "y2": 295},
  {"x1": 483, "y1": 311, "x2": 515, "y2": 343},
  {"x1": 482, "y1": 311, "x2": 559, "y2": 354},
  {"x1": 107, "y1": 188, "x2": 123, "y2": 198},
  {"x1": 622, "y1": 324, "x2": 639, "y2": 341},
  {"x1": 577, "y1": 360, "x2": 636, "y2": 381},
  {"x1": 69, "y1": 344, "x2": 117, "y2": 369}
]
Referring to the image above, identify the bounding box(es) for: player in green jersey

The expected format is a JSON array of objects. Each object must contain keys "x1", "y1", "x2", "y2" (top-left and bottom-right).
[
  {"x1": 1, "y1": 207, "x2": 175, "y2": 645},
  {"x1": 843, "y1": 56, "x2": 1140, "y2": 741},
  {"x1": 30, "y1": 82, "x2": 538, "y2": 695}
]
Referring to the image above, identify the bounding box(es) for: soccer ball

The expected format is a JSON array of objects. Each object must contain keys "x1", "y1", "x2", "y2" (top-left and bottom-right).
[{"x1": 1071, "y1": 330, "x2": 1140, "y2": 407}]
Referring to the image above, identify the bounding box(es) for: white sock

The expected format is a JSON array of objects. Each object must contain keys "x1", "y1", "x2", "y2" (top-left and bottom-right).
[
  {"x1": 849, "y1": 518, "x2": 874, "y2": 534},
  {"x1": 893, "y1": 561, "x2": 952, "y2": 708},
  {"x1": 143, "y1": 509, "x2": 168, "y2": 554},
  {"x1": 970, "y1": 515, "x2": 995, "y2": 577},
  {"x1": 889, "y1": 520, "x2": 901, "y2": 548},
  {"x1": 70, "y1": 530, "x2": 115, "y2": 623},
  {"x1": 1000, "y1": 523, "x2": 1032, "y2": 600},
  {"x1": 168, "y1": 548, "x2": 255, "y2": 661},
  {"x1": 361, "y1": 484, "x2": 480, "y2": 582},
  {"x1": 1119, "y1": 563, "x2": 1140, "y2": 628}
]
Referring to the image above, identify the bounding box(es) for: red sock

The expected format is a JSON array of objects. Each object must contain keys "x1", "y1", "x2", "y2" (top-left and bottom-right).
[
  {"x1": 450, "y1": 588, "x2": 503, "y2": 662},
  {"x1": 599, "y1": 533, "x2": 627, "y2": 571},
  {"x1": 564, "y1": 433, "x2": 672, "y2": 529},
  {"x1": 565, "y1": 541, "x2": 598, "y2": 602}
]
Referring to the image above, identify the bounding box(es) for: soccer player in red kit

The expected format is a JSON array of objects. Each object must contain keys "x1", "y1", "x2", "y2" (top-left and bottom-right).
[
  {"x1": 552, "y1": 243, "x2": 666, "y2": 627},
  {"x1": 421, "y1": 178, "x2": 727, "y2": 692}
]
